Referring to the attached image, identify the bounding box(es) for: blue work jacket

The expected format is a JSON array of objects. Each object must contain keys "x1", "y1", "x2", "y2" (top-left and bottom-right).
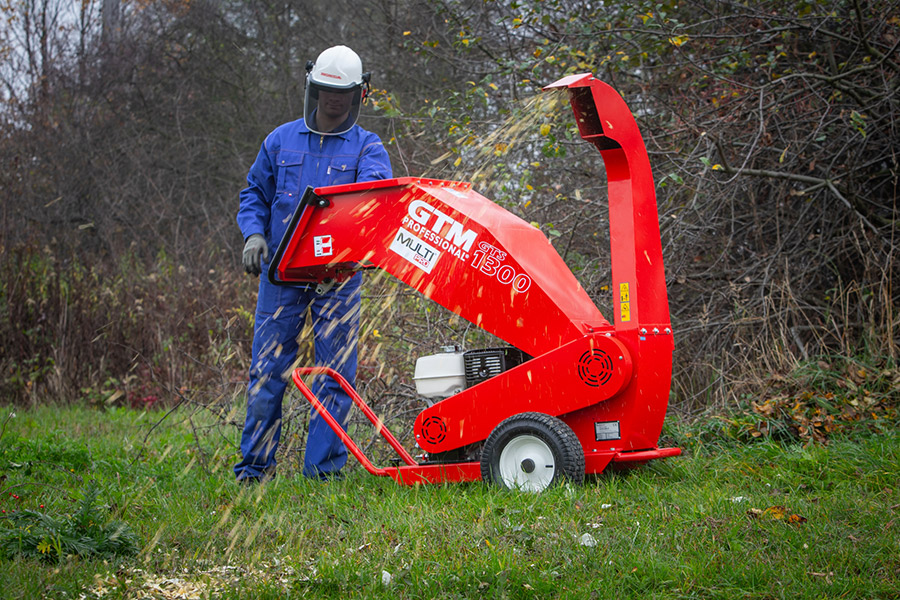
[{"x1": 237, "y1": 117, "x2": 393, "y2": 259}]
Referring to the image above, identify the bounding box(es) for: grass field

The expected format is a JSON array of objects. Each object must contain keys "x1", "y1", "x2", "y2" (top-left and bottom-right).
[{"x1": 0, "y1": 404, "x2": 898, "y2": 599}]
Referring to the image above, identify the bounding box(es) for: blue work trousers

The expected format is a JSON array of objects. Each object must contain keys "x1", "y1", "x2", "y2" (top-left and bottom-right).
[{"x1": 234, "y1": 273, "x2": 361, "y2": 480}]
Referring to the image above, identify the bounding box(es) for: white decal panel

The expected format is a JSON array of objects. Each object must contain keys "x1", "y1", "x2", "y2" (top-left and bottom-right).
[{"x1": 389, "y1": 228, "x2": 440, "y2": 273}]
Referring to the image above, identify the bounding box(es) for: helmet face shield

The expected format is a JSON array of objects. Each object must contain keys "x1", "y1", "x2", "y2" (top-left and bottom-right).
[
  {"x1": 304, "y1": 79, "x2": 363, "y2": 136},
  {"x1": 304, "y1": 45, "x2": 368, "y2": 136}
]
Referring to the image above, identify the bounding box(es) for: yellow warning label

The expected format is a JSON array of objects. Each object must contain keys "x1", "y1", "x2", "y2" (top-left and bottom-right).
[{"x1": 619, "y1": 283, "x2": 631, "y2": 322}]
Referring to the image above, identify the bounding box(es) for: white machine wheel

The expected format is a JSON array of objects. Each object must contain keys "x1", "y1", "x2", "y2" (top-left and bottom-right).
[
  {"x1": 496, "y1": 434, "x2": 556, "y2": 492},
  {"x1": 481, "y1": 412, "x2": 585, "y2": 492}
]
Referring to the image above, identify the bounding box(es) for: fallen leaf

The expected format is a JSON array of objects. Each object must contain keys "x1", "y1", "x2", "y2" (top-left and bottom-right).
[{"x1": 765, "y1": 505, "x2": 788, "y2": 520}]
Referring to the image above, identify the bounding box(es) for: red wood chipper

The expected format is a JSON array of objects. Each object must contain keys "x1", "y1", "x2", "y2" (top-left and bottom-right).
[{"x1": 269, "y1": 73, "x2": 681, "y2": 492}]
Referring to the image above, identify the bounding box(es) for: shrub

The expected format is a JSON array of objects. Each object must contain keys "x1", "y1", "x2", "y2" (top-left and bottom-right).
[{"x1": 0, "y1": 483, "x2": 139, "y2": 562}]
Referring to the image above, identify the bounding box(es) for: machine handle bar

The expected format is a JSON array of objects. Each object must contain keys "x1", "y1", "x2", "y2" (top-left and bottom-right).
[
  {"x1": 267, "y1": 186, "x2": 329, "y2": 287},
  {"x1": 291, "y1": 367, "x2": 418, "y2": 475}
]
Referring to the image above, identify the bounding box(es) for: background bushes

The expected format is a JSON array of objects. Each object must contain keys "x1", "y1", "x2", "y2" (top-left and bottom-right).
[{"x1": 0, "y1": 0, "x2": 896, "y2": 423}]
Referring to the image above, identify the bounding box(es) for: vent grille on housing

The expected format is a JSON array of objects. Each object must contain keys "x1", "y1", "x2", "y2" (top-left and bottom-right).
[
  {"x1": 577, "y1": 349, "x2": 614, "y2": 387},
  {"x1": 421, "y1": 416, "x2": 447, "y2": 444}
]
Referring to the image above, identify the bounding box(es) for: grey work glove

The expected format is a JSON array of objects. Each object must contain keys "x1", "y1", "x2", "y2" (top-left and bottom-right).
[{"x1": 242, "y1": 234, "x2": 269, "y2": 276}]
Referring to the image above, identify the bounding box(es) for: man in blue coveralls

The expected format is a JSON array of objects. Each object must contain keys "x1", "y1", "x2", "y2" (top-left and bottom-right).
[{"x1": 235, "y1": 46, "x2": 392, "y2": 483}]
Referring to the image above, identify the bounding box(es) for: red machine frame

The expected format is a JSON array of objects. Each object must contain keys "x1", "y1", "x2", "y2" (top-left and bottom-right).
[{"x1": 271, "y1": 73, "x2": 680, "y2": 487}]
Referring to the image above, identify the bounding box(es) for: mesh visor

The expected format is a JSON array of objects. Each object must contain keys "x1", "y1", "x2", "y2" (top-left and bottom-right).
[{"x1": 304, "y1": 80, "x2": 362, "y2": 136}]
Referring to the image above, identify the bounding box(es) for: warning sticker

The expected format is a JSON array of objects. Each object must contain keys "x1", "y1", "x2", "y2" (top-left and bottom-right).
[
  {"x1": 313, "y1": 235, "x2": 333, "y2": 257},
  {"x1": 619, "y1": 282, "x2": 631, "y2": 322}
]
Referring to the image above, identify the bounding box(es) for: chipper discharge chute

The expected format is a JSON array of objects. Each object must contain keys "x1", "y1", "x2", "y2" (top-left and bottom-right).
[{"x1": 270, "y1": 73, "x2": 680, "y2": 491}]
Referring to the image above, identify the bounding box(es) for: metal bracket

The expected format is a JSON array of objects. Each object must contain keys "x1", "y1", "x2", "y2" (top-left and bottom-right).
[
  {"x1": 310, "y1": 192, "x2": 330, "y2": 208},
  {"x1": 315, "y1": 278, "x2": 336, "y2": 295}
]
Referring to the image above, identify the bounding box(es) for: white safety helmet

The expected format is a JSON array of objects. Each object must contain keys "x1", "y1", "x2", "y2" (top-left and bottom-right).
[{"x1": 304, "y1": 45, "x2": 371, "y2": 136}]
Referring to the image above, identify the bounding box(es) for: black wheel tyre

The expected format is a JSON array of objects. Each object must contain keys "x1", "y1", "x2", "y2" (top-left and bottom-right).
[{"x1": 481, "y1": 412, "x2": 585, "y2": 492}]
